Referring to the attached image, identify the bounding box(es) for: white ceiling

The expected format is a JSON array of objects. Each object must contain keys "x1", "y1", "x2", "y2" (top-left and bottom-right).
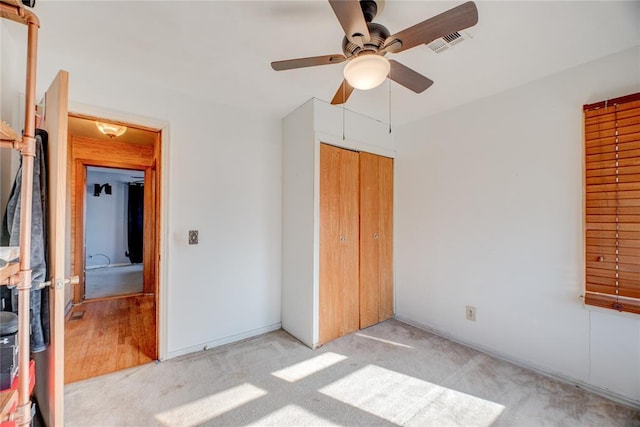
[{"x1": 23, "y1": 1, "x2": 640, "y2": 125}]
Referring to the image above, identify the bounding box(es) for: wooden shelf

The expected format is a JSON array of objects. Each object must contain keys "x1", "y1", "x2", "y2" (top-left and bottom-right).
[
  {"x1": 0, "y1": 262, "x2": 19, "y2": 285},
  {"x1": 0, "y1": 247, "x2": 20, "y2": 285},
  {"x1": 0, "y1": 121, "x2": 20, "y2": 149},
  {"x1": 0, "y1": 360, "x2": 35, "y2": 423},
  {"x1": 0, "y1": 389, "x2": 17, "y2": 423}
]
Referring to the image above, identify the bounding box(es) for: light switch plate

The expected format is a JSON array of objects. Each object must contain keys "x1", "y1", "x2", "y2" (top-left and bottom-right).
[{"x1": 188, "y1": 230, "x2": 198, "y2": 245}]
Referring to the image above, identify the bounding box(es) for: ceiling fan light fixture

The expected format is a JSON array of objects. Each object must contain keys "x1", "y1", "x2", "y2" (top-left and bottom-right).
[
  {"x1": 95, "y1": 121, "x2": 127, "y2": 138},
  {"x1": 343, "y1": 54, "x2": 390, "y2": 90}
]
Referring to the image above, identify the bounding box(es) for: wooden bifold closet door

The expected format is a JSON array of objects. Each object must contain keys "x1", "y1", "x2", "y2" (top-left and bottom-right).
[
  {"x1": 319, "y1": 144, "x2": 360, "y2": 344},
  {"x1": 359, "y1": 152, "x2": 394, "y2": 329},
  {"x1": 319, "y1": 144, "x2": 393, "y2": 345}
]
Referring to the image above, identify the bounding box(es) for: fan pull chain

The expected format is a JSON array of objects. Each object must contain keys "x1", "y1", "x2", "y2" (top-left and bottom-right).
[
  {"x1": 388, "y1": 72, "x2": 392, "y2": 134},
  {"x1": 342, "y1": 82, "x2": 346, "y2": 140}
]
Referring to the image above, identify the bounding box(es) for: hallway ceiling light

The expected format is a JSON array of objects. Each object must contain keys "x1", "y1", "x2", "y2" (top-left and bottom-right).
[
  {"x1": 343, "y1": 54, "x2": 390, "y2": 91},
  {"x1": 95, "y1": 121, "x2": 127, "y2": 138}
]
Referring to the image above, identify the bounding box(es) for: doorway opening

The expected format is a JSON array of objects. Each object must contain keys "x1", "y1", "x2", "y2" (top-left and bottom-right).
[
  {"x1": 65, "y1": 113, "x2": 160, "y2": 383},
  {"x1": 84, "y1": 166, "x2": 145, "y2": 300}
]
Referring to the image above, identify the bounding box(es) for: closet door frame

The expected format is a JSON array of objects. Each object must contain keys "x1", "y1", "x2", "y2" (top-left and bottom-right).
[{"x1": 313, "y1": 135, "x2": 396, "y2": 346}]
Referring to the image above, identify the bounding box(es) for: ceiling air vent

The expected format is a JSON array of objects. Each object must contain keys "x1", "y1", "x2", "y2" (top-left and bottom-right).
[{"x1": 427, "y1": 31, "x2": 470, "y2": 53}]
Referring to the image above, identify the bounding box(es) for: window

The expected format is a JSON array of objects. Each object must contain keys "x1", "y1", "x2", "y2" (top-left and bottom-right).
[{"x1": 584, "y1": 92, "x2": 640, "y2": 314}]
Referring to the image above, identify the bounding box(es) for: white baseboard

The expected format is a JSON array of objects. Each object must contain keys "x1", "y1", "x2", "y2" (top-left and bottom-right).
[
  {"x1": 85, "y1": 262, "x2": 136, "y2": 270},
  {"x1": 394, "y1": 315, "x2": 640, "y2": 411},
  {"x1": 165, "y1": 322, "x2": 282, "y2": 360}
]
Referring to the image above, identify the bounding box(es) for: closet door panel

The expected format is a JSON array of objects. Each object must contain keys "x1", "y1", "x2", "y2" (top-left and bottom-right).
[
  {"x1": 359, "y1": 153, "x2": 380, "y2": 328},
  {"x1": 319, "y1": 144, "x2": 360, "y2": 344},
  {"x1": 360, "y1": 152, "x2": 394, "y2": 329},
  {"x1": 377, "y1": 154, "x2": 394, "y2": 321}
]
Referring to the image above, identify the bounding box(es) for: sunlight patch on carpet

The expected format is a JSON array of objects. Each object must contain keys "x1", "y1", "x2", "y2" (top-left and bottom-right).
[
  {"x1": 319, "y1": 364, "x2": 504, "y2": 425},
  {"x1": 155, "y1": 383, "x2": 267, "y2": 427},
  {"x1": 247, "y1": 404, "x2": 341, "y2": 426},
  {"x1": 407, "y1": 387, "x2": 505, "y2": 426},
  {"x1": 355, "y1": 333, "x2": 414, "y2": 348},
  {"x1": 271, "y1": 352, "x2": 347, "y2": 382}
]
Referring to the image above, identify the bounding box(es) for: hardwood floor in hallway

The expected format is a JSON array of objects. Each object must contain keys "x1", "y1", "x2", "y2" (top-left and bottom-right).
[{"x1": 64, "y1": 295, "x2": 156, "y2": 383}]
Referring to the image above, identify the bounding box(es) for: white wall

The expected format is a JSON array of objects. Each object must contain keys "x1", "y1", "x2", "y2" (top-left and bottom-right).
[
  {"x1": 85, "y1": 170, "x2": 135, "y2": 268},
  {"x1": 0, "y1": 20, "x2": 23, "y2": 211},
  {"x1": 395, "y1": 46, "x2": 640, "y2": 405},
  {"x1": 1, "y1": 33, "x2": 283, "y2": 358},
  {"x1": 282, "y1": 100, "x2": 316, "y2": 347}
]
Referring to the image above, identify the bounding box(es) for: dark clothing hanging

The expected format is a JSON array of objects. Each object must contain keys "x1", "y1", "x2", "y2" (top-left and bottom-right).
[
  {"x1": 126, "y1": 183, "x2": 144, "y2": 264},
  {"x1": 1, "y1": 129, "x2": 50, "y2": 352}
]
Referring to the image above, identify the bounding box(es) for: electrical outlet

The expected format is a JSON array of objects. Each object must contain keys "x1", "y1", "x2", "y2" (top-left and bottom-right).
[
  {"x1": 188, "y1": 230, "x2": 198, "y2": 245},
  {"x1": 466, "y1": 305, "x2": 476, "y2": 321}
]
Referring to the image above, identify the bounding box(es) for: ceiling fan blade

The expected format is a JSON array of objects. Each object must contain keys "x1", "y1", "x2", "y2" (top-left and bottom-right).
[
  {"x1": 331, "y1": 80, "x2": 355, "y2": 105},
  {"x1": 271, "y1": 54, "x2": 346, "y2": 71},
  {"x1": 384, "y1": 1, "x2": 478, "y2": 53},
  {"x1": 388, "y1": 60, "x2": 433, "y2": 93},
  {"x1": 328, "y1": 0, "x2": 370, "y2": 46}
]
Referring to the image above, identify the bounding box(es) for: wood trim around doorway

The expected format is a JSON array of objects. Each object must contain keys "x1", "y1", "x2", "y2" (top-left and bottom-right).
[{"x1": 69, "y1": 128, "x2": 161, "y2": 308}]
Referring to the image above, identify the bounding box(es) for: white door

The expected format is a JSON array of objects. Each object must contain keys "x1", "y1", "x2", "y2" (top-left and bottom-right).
[{"x1": 33, "y1": 70, "x2": 69, "y2": 427}]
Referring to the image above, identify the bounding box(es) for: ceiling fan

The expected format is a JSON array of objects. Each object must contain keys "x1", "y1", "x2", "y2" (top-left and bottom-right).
[{"x1": 271, "y1": 0, "x2": 478, "y2": 105}]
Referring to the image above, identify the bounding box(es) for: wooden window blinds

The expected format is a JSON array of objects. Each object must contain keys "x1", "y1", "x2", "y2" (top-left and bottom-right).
[{"x1": 584, "y1": 92, "x2": 640, "y2": 315}]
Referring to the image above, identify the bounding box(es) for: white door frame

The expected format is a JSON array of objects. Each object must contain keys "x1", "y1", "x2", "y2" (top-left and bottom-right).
[{"x1": 68, "y1": 101, "x2": 170, "y2": 361}]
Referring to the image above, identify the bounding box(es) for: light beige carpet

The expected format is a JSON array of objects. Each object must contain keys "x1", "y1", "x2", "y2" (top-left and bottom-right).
[
  {"x1": 84, "y1": 264, "x2": 143, "y2": 299},
  {"x1": 64, "y1": 320, "x2": 639, "y2": 426}
]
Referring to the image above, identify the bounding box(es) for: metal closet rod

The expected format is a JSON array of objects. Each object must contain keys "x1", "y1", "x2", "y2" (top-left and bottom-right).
[{"x1": 1, "y1": 1, "x2": 39, "y2": 426}]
